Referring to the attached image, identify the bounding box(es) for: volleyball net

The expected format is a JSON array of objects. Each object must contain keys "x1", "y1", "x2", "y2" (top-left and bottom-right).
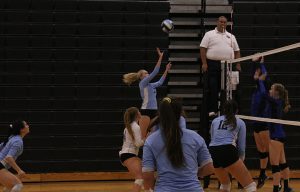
[
  {"x1": 220, "y1": 42, "x2": 300, "y2": 125},
  {"x1": 226, "y1": 42, "x2": 300, "y2": 64}
]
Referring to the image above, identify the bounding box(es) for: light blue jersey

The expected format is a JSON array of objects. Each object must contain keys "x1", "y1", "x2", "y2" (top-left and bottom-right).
[
  {"x1": 139, "y1": 66, "x2": 165, "y2": 109},
  {"x1": 143, "y1": 126, "x2": 212, "y2": 192},
  {"x1": 209, "y1": 116, "x2": 246, "y2": 159},
  {"x1": 0, "y1": 135, "x2": 24, "y2": 169}
]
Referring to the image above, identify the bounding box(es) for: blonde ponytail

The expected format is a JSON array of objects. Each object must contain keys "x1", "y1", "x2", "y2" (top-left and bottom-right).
[
  {"x1": 273, "y1": 83, "x2": 291, "y2": 113},
  {"x1": 123, "y1": 70, "x2": 144, "y2": 85},
  {"x1": 283, "y1": 89, "x2": 291, "y2": 113}
]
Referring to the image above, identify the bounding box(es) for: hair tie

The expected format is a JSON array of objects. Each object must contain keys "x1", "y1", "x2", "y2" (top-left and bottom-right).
[{"x1": 163, "y1": 97, "x2": 171, "y2": 103}]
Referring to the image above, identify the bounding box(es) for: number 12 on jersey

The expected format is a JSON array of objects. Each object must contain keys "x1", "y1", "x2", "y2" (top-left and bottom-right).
[{"x1": 218, "y1": 120, "x2": 228, "y2": 130}]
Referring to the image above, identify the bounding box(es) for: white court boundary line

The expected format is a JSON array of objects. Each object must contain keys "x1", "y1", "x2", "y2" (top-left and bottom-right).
[
  {"x1": 225, "y1": 42, "x2": 300, "y2": 64},
  {"x1": 237, "y1": 115, "x2": 300, "y2": 127}
]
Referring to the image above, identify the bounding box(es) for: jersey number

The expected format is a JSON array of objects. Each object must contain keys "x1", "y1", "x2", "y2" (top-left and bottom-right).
[{"x1": 218, "y1": 120, "x2": 228, "y2": 130}]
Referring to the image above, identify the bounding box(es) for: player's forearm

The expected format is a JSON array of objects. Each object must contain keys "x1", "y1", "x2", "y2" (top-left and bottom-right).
[
  {"x1": 143, "y1": 172, "x2": 155, "y2": 190},
  {"x1": 198, "y1": 162, "x2": 214, "y2": 178},
  {"x1": 162, "y1": 68, "x2": 169, "y2": 78},
  {"x1": 4, "y1": 156, "x2": 22, "y2": 173},
  {"x1": 155, "y1": 54, "x2": 163, "y2": 68}
]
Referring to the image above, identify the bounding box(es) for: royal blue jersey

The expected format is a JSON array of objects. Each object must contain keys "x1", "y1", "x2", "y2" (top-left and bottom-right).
[
  {"x1": 251, "y1": 63, "x2": 268, "y2": 118},
  {"x1": 258, "y1": 80, "x2": 286, "y2": 139}
]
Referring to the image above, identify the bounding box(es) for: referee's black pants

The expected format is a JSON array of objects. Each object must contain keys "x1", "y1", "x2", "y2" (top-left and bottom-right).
[
  {"x1": 206, "y1": 59, "x2": 241, "y2": 113},
  {"x1": 207, "y1": 59, "x2": 221, "y2": 113}
]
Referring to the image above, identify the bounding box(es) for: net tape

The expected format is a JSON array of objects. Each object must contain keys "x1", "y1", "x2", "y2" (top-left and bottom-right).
[
  {"x1": 237, "y1": 115, "x2": 300, "y2": 127},
  {"x1": 226, "y1": 42, "x2": 300, "y2": 125},
  {"x1": 224, "y1": 42, "x2": 300, "y2": 64}
]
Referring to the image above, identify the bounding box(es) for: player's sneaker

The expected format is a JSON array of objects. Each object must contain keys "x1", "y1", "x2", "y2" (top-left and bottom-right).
[
  {"x1": 257, "y1": 174, "x2": 269, "y2": 188},
  {"x1": 284, "y1": 187, "x2": 294, "y2": 192}
]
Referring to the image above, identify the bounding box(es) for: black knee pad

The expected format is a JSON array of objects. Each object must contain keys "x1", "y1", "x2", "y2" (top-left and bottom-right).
[
  {"x1": 258, "y1": 152, "x2": 269, "y2": 159},
  {"x1": 272, "y1": 165, "x2": 280, "y2": 174},
  {"x1": 280, "y1": 163, "x2": 289, "y2": 171}
]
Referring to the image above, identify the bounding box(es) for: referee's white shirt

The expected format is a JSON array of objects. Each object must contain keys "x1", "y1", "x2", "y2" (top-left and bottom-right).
[{"x1": 200, "y1": 28, "x2": 240, "y2": 61}]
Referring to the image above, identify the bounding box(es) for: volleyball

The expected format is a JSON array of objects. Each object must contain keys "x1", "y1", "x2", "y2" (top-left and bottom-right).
[{"x1": 161, "y1": 19, "x2": 174, "y2": 33}]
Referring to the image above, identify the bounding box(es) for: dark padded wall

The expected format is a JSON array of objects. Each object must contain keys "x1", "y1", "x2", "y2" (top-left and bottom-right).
[{"x1": 0, "y1": 0, "x2": 169, "y2": 173}]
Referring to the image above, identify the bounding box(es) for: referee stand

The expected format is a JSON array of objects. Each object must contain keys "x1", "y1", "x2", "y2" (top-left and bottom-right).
[{"x1": 199, "y1": 62, "x2": 229, "y2": 189}]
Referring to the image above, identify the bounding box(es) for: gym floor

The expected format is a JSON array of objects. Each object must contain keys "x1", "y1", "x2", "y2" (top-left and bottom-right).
[{"x1": 21, "y1": 180, "x2": 300, "y2": 192}]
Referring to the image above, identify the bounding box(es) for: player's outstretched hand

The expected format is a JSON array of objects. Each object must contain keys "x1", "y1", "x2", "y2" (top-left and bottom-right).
[
  {"x1": 260, "y1": 56, "x2": 264, "y2": 63},
  {"x1": 259, "y1": 74, "x2": 267, "y2": 81},
  {"x1": 166, "y1": 62, "x2": 172, "y2": 71},
  {"x1": 156, "y1": 48, "x2": 164, "y2": 58}
]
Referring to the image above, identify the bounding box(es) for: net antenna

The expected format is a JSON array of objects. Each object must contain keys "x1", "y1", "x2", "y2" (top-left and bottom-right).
[
  {"x1": 220, "y1": 9, "x2": 235, "y2": 105},
  {"x1": 226, "y1": 7, "x2": 234, "y2": 101},
  {"x1": 221, "y1": 7, "x2": 235, "y2": 101},
  {"x1": 237, "y1": 115, "x2": 300, "y2": 127}
]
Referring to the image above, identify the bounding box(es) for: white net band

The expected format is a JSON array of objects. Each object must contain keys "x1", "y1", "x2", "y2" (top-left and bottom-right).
[
  {"x1": 224, "y1": 42, "x2": 300, "y2": 64},
  {"x1": 237, "y1": 115, "x2": 300, "y2": 127}
]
